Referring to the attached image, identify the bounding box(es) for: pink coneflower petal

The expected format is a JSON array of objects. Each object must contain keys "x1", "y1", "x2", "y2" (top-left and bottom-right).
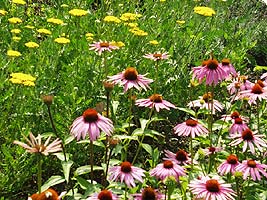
[
  {"x1": 236, "y1": 160, "x2": 267, "y2": 181},
  {"x1": 229, "y1": 128, "x2": 267, "y2": 154},
  {"x1": 70, "y1": 108, "x2": 114, "y2": 141},
  {"x1": 108, "y1": 67, "x2": 153, "y2": 93},
  {"x1": 143, "y1": 52, "x2": 169, "y2": 61},
  {"x1": 174, "y1": 118, "x2": 208, "y2": 138},
  {"x1": 135, "y1": 94, "x2": 176, "y2": 112},
  {"x1": 89, "y1": 41, "x2": 118, "y2": 55},
  {"x1": 109, "y1": 161, "x2": 145, "y2": 188},
  {"x1": 189, "y1": 176, "x2": 236, "y2": 200}
]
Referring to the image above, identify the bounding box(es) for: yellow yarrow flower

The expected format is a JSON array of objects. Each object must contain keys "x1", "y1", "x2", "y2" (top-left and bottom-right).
[
  {"x1": 110, "y1": 41, "x2": 125, "y2": 48},
  {"x1": 69, "y1": 9, "x2": 88, "y2": 16},
  {"x1": 120, "y1": 13, "x2": 142, "y2": 21},
  {"x1": 103, "y1": 16, "x2": 121, "y2": 23},
  {"x1": 11, "y1": 29, "x2": 21, "y2": 34},
  {"x1": 194, "y1": 6, "x2": 216, "y2": 17},
  {"x1": 85, "y1": 33, "x2": 94, "y2": 41},
  {"x1": 10, "y1": 72, "x2": 36, "y2": 86},
  {"x1": 125, "y1": 22, "x2": 138, "y2": 28},
  {"x1": 160, "y1": 0, "x2": 166, "y2": 2},
  {"x1": 8, "y1": 17, "x2": 23, "y2": 24},
  {"x1": 129, "y1": 27, "x2": 148, "y2": 36},
  {"x1": 47, "y1": 18, "x2": 64, "y2": 25},
  {"x1": 12, "y1": 36, "x2": 21, "y2": 42},
  {"x1": 54, "y1": 37, "x2": 70, "y2": 44},
  {"x1": 12, "y1": 0, "x2": 26, "y2": 5},
  {"x1": 25, "y1": 25, "x2": 35, "y2": 29},
  {"x1": 0, "y1": 9, "x2": 8, "y2": 16},
  {"x1": 37, "y1": 28, "x2": 52, "y2": 35},
  {"x1": 25, "y1": 42, "x2": 39, "y2": 48},
  {"x1": 176, "y1": 20, "x2": 186, "y2": 25},
  {"x1": 149, "y1": 40, "x2": 159, "y2": 45},
  {"x1": 7, "y1": 50, "x2": 22, "y2": 57}
]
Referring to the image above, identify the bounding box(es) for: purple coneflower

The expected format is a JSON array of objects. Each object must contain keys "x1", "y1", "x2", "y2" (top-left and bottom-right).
[
  {"x1": 221, "y1": 58, "x2": 237, "y2": 78},
  {"x1": 70, "y1": 108, "x2": 114, "y2": 141},
  {"x1": 13, "y1": 133, "x2": 62, "y2": 156},
  {"x1": 150, "y1": 160, "x2": 186, "y2": 181},
  {"x1": 227, "y1": 74, "x2": 252, "y2": 95},
  {"x1": 189, "y1": 176, "x2": 236, "y2": 200},
  {"x1": 236, "y1": 159, "x2": 267, "y2": 181},
  {"x1": 135, "y1": 94, "x2": 176, "y2": 112},
  {"x1": 192, "y1": 59, "x2": 228, "y2": 85},
  {"x1": 164, "y1": 149, "x2": 193, "y2": 165},
  {"x1": 236, "y1": 82, "x2": 267, "y2": 105},
  {"x1": 109, "y1": 161, "x2": 145, "y2": 187},
  {"x1": 143, "y1": 52, "x2": 169, "y2": 61},
  {"x1": 132, "y1": 186, "x2": 165, "y2": 200},
  {"x1": 217, "y1": 154, "x2": 240, "y2": 175},
  {"x1": 89, "y1": 41, "x2": 118, "y2": 55},
  {"x1": 188, "y1": 92, "x2": 224, "y2": 114},
  {"x1": 203, "y1": 146, "x2": 223, "y2": 156},
  {"x1": 229, "y1": 117, "x2": 248, "y2": 135},
  {"x1": 173, "y1": 118, "x2": 208, "y2": 138},
  {"x1": 221, "y1": 111, "x2": 249, "y2": 124},
  {"x1": 108, "y1": 67, "x2": 153, "y2": 92},
  {"x1": 229, "y1": 128, "x2": 267, "y2": 154},
  {"x1": 87, "y1": 189, "x2": 119, "y2": 200}
]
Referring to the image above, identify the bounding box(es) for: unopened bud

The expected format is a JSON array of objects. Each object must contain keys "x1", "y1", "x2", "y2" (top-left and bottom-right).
[
  {"x1": 109, "y1": 137, "x2": 120, "y2": 148},
  {"x1": 103, "y1": 81, "x2": 114, "y2": 92},
  {"x1": 41, "y1": 95, "x2": 54, "y2": 106}
]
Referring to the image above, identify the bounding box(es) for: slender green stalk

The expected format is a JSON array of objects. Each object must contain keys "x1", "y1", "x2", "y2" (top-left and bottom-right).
[
  {"x1": 190, "y1": 136, "x2": 194, "y2": 172},
  {"x1": 46, "y1": 104, "x2": 67, "y2": 161},
  {"x1": 124, "y1": 184, "x2": 128, "y2": 200},
  {"x1": 90, "y1": 140, "x2": 94, "y2": 184},
  {"x1": 154, "y1": 61, "x2": 159, "y2": 94},
  {"x1": 132, "y1": 108, "x2": 154, "y2": 165},
  {"x1": 37, "y1": 154, "x2": 42, "y2": 194}
]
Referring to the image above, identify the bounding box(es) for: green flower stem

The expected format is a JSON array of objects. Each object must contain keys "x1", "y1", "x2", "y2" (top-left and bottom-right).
[
  {"x1": 46, "y1": 104, "x2": 67, "y2": 161},
  {"x1": 154, "y1": 61, "x2": 159, "y2": 94},
  {"x1": 190, "y1": 136, "x2": 194, "y2": 172},
  {"x1": 37, "y1": 154, "x2": 42, "y2": 194},
  {"x1": 132, "y1": 108, "x2": 154, "y2": 165},
  {"x1": 90, "y1": 140, "x2": 94, "y2": 184}
]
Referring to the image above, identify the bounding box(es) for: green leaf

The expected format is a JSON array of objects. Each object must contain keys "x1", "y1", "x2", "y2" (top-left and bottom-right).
[
  {"x1": 41, "y1": 175, "x2": 65, "y2": 192},
  {"x1": 62, "y1": 160, "x2": 73, "y2": 183},
  {"x1": 54, "y1": 152, "x2": 69, "y2": 161},
  {"x1": 139, "y1": 118, "x2": 149, "y2": 131},
  {"x1": 253, "y1": 65, "x2": 267, "y2": 72},
  {"x1": 75, "y1": 176, "x2": 91, "y2": 190},
  {"x1": 177, "y1": 107, "x2": 196, "y2": 116},
  {"x1": 141, "y1": 143, "x2": 152, "y2": 156},
  {"x1": 74, "y1": 165, "x2": 103, "y2": 176}
]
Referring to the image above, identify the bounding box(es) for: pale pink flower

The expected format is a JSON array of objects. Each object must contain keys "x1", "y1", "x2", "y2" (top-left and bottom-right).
[
  {"x1": 173, "y1": 119, "x2": 208, "y2": 138},
  {"x1": 236, "y1": 159, "x2": 267, "y2": 181},
  {"x1": 87, "y1": 189, "x2": 119, "y2": 200},
  {"x1": 132, "y1": 186, "x2": 165, "y2": 200},
  {"x1": 236, "y1": 83, "x2": 267, "y2": 105},
  {"x1": 261, "y1": 72, "x2": 267, "y2": 80},
  {"x1": 150, "y1": 160, "x2": 186, "y2": 181},
  {"x1": 189, "y1": 176, "x2": 236, "y2": 200},
  {"x1": 70, "y1": 108, "x2": 113, "y2": 141},
  {"x1": 221, "y1": 58, "x2": 237, "y2": 78},
  {"x1": 229, "y1": 128, "x2": 267, "y2": 154},
  {"x1": 188, "y1": 92, "x2": 223, "y2": 114},
  {"x1": 135, "y1": 94, "x2": 176, "y2": 112},
  {"x1": 109, "y1": 161, "x2": 145, "y2": 187},
  {"x1": 203, "y1": 146, "x2": 223, "y2": 156},
  {"x1": 229, "y1": 117, "x2": 248, "y2": 135},
  {"x1": 13, "y1": 132, "x2": 62, "y2": 156},
  {"x1": 227, "y1": 74, "x2": 253, "y2": 95},
  {"x1": 217, "y1": 154, "x2": 240, "y2": 175},
  {"x1": 143, "y1": 52, "x2": 169, "y2": 61},
  {"x1": 192, "y1": 59, "x2": 228, "y2": 85},
  {"x1": 164, "y1": 149, "x2": 193, "y2": 165},
  {"x1": 89, "y1": 41, "x2": 118, "y2": 55},
  {"x1": 221, "y1": 111, "x2": 249, "y2": 124},
  {"x1": 108, "y1": 67, "x2": 153, "y2": 92}
]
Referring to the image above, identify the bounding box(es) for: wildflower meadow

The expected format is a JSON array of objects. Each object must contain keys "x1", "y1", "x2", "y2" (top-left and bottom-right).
[{"x1": 1, "y1": 0, "x2": 267, "y2": 199}]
